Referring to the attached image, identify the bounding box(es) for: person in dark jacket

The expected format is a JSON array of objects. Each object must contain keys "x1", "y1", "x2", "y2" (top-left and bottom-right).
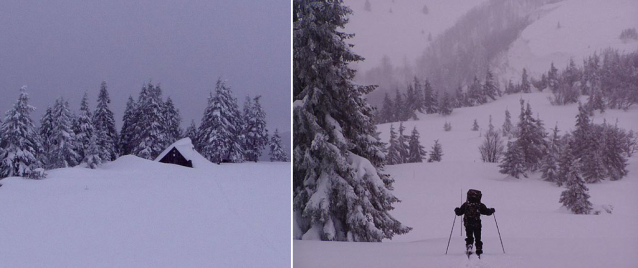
[{"x1": 454, "y1": 189, "x2": 495, "y2": 255}]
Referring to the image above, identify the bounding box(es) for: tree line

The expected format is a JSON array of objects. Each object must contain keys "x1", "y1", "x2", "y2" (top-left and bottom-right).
[
  {"x1": 0, "y1": 79, "x2": 288, "y2": 179},
  {"x1": 376, "y1": 68, "x2": 503, "y2": 124}
]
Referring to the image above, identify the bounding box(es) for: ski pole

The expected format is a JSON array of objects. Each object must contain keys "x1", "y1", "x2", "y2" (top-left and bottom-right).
[
  {"x1": 445, "y1": 214, "x2": 457, "y2": 255},
  {"x1": 494, "y1": 212, "x2": 505, "y2": 253},
  {"x1": 460, "y1": 189, "x2": 463, "y2": 237}
]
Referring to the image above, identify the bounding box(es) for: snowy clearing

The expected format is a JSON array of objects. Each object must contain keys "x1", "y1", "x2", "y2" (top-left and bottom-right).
[
  {"x1": 0, "y1": 156, "x2": 290, "y2": 268},
  {"x1": 294, "y1": 91, "x2": 638, "y2": 267}
]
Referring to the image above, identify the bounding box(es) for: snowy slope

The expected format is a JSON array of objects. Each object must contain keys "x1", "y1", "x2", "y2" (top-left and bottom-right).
[
  {"x1": 0, "y1": 156, "x2": 290, "y2": 268},
  {"x1": 344, "y1": 0, "x2": 488, "y2": 72},
  {"x1": 494, "y1": 0, "x2": 638, "y2": 83},
  {"x1": 294, "y1": 92, "x2": 638, "y2": 267}
]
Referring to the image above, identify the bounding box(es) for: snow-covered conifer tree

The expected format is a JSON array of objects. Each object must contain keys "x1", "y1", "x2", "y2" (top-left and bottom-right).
[
  {"x1": 516, "y1": 100, "x2": 546, "y2": 171},
  {"x1": 293, "y1": 0, "x2": 410, "y2": 242},
  {"x1": 269, "y1": 129, "x2": 288, "y2": 162},
  {"x1": 428, "y1": 139, "x2": 443, "y2": 162},
  {"x1": 472, "y1": 119, "x2": 479, "y2": 131},
  {"x1": 0, "y1": 87, "x2": 46, "y2": 179},
  {"x1": 521, "y1": 68, "x2": 531, "y2": 93},
  {"x1": 444, "y1": 121, "x2": 452, "y2": 132},
  {"x1": 49, "y1": 98, "x2": 80, "y2": 168},
  {"x1": 540, "y1": 125, "x2": 560, "y2": 182},
  {"x1": 85, "y1": 134, "x2": 102, "y2": 169},
  {"x1": 502, "y1": 108, "x2": 513, "y2": 137},
  {"x1": 499, "y1": 141, "x2": 527, "y2": 179},
  {"x1": 380, "y1": 93, "x2": 395, "y2": 123},
  {"x1": 118, "y1": 96, "x2": 136, "y2": 155},
  {"x1": 131, "y1": 83, "x2": 171, "y2": 160},
  {"x1": 559, "y1": 158, "x2": 592, "y2": 214},
  {"x1": 184, "y1": 120, "x2": 198, "y2": 141},
  {"x1": 74, "y1": 92, "x2": 94, "y2": 162},
  {"x1": 467, "y1": 76, "x2": 483, "y2": 106},
  {"x1": 438, "y1": 91, "x2": 453, "y2": 116},
  {"x1": 243, "y1": 96, "x2": 269, "y2": 162},
  {"x1": 39, "y1": 106, "x2": 54, "y2": 167},
  {"x1": 386, "y1": 124, "x2": 402, "y2": 165},
  {"x1": 408, "y1": 127, "x2": 426, "y2": 163},
  {"x1": 423, "y1": 79, "x2": 437, "y2": 114},
  {"x1": 397, "y1": 122, "x2": 410, "y2": 163},
  {"x1": 93, "y1": 81, "x2": 118, "y2": 161},
  {"x1": 483, "y1": 68, "x2": 498, "y2": 101},
  {"x1": 163, "y1": 97, "x2": 182, "y2": 144},
  {"x1": 603, "y1": 122, "x2": 628, "y2": 181},
  {"x1": 197, "y1": 79, "x2": 244, "y2": 164}
]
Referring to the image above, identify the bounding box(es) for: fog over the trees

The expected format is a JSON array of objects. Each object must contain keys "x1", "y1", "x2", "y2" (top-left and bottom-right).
[{"x1": 0, "y1": 0, "x2": 290, "y2": 132}]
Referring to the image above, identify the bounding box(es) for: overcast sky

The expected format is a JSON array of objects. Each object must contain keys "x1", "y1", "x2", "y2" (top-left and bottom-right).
[{"x1": 0, "y1": 0, "x2": 291, "y2": 133}]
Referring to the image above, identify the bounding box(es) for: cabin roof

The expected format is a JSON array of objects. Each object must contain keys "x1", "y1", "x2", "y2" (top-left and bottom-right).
[{"x1": 154, "y1": 138, "x2": 210, "y2": 168}]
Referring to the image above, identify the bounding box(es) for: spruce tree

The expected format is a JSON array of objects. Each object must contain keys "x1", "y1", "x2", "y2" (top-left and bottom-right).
[
  {"x1": 603, "y1": 122, "x2": 628, "y2": 181},
  {"x1": 456, "y1": 86, "x2": 465, "y2": 108},
  {"x1": 93, "y1": 81, "x2": 118, "y2": 161},
  {"x1": 184, "y1": 120, "x2": 198, "y2": 141},
  {"x1": 0, "y1": 87, "x2": 46, "y2": 179},
  {"x1": 386, "y1": 124, "x2": 402, "y2": 165},
  {"x1": 405, "y1": 84, "x2": 418, "y2": 120},
  {"x1": 428, "y1": 139, "x2": 443, "y2": 162},
  {"x1": 423, "y1": 79, "x2": 437, "y2": 114},
  {"x1": 521, "y1": 68, "x2": 531, "y2": 93},
  {"x1": 131, "y1": 83, "x2": 169, "y2": 160},
  {"x1": 74, "y1": 92, "x2": 94, "y2": 162},
  {"x1": 483, "y1": 68, "x2": 498, "y2": 101},
  {"x1": 85, "y1": 134, "x2": 102, "y2": 169},
  {"x1": 438, "y1": 91, "x2": 453, "y2": 116},
  {"x1": 294, "y1": 0, "x2": 410, "y2": 241},
  {"x1": 573, "y1": 103, "x2": 606, "y2": 183},
  {"x1": 269, "y1": 129, "x2": 288, "y2": 162},
  {"x1": 548, "y1": 62, "x2": 559, "y2": 92},
  {"x1": 499, "y1": 141, "x2": 526, "y2": 179},
  {"x1": 472, "y1": 119, "x2": 479, "y2": 131},
  {"x1": 164, "y1": 97, "x2": 182, "y2": 144},
  {"x1": 467, "y1": 76, "x2": 483, "y2": 106},
  {"x1": 380, "y1": 93, "x2": 395, "y2": 123},
  {"x1": 197, "y1": 79, "x2": 244, "y2": 164},
  {"x1": 118, "y1": 96, "x2": 136, "y2": 155},
  {"x1": 244, "y1": 96, "x2": 269, "y2": 162},
  {"x1": 502, "y1": 108, "x2": 513, "y2": 137},
  {"x1": 39, "y1": 106, "x2": 54, "y2": 168},
  {"x1": 516, "y1": 100, "x2": 546, "y2": 171},
  {"x1": 559, "y1": 158, "x2": 592, "y2": 214},
  {"x1": 49, "y1": 98, "x2": 80, "y2": 168},
  {"x1": 540, "y1": 125, "x2": 560, "y2": 182},
  {"x1": 444, "y1": 121, "x2": 452, "y2": 132},
  {"x1": 397, "y1": 122, "x2": 410, "y2": 163},
  {"x1": 407, "y1": 127, "x2": 426, "y2": 163}
]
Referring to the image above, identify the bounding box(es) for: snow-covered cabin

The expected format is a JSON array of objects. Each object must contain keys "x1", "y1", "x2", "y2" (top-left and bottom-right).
[{"x1": 154, "y1": 138, "x2": 209, "y2": 168}]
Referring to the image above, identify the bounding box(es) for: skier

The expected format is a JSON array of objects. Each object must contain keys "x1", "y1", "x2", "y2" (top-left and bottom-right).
[{"x1": 454, "y1": 189, "x2": 495, "y2": 256}]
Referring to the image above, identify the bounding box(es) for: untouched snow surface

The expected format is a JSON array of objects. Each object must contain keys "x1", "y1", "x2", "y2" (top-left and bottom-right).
[
  {"x1": 0, "y1": 155, "x2": 290, "y2": 268},
  {"x1": 294, "y1": 92, "x2": 638, "y2": 267},
  {"x1": 494, "y1": 0, "x2": 638, "y2": 83}
]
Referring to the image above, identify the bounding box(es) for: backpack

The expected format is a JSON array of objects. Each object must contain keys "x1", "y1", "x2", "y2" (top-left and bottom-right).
[
  {"x1": 465, "y1": 189, "x2": 483, "y2": 222},
  {"x1": 465, "y1": 202, "x2": 481, "y2": 222}
]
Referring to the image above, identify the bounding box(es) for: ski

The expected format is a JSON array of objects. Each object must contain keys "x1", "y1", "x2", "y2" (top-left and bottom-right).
[{"x1": 466, "y1": 245, "x2": 473, "y2": 259}]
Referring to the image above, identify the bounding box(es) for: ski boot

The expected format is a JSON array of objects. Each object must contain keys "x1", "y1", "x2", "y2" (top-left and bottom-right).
[
  {"x1": 465, "y1": 244, "x2": 473, "y2": 258},
  {"x1": 476, "y1": 248, "x2": 483, "y2": 258}
]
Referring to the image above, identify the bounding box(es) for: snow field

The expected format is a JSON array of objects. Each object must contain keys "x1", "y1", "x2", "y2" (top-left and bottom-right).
[
  {"x1": 494, "y1": 0, "x2": 638, "y2": 83},
  {"x1": 0, "y1": 156, "x2": 291, "y2": 268},
  {"x1": 294, "y1": 91, "x2": 638, "y2": 267}
]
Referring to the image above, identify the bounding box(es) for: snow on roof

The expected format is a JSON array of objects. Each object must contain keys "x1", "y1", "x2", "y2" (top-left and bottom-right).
[{"x1": 154, "y1": 138, "x2": 211, "y2": 168}]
